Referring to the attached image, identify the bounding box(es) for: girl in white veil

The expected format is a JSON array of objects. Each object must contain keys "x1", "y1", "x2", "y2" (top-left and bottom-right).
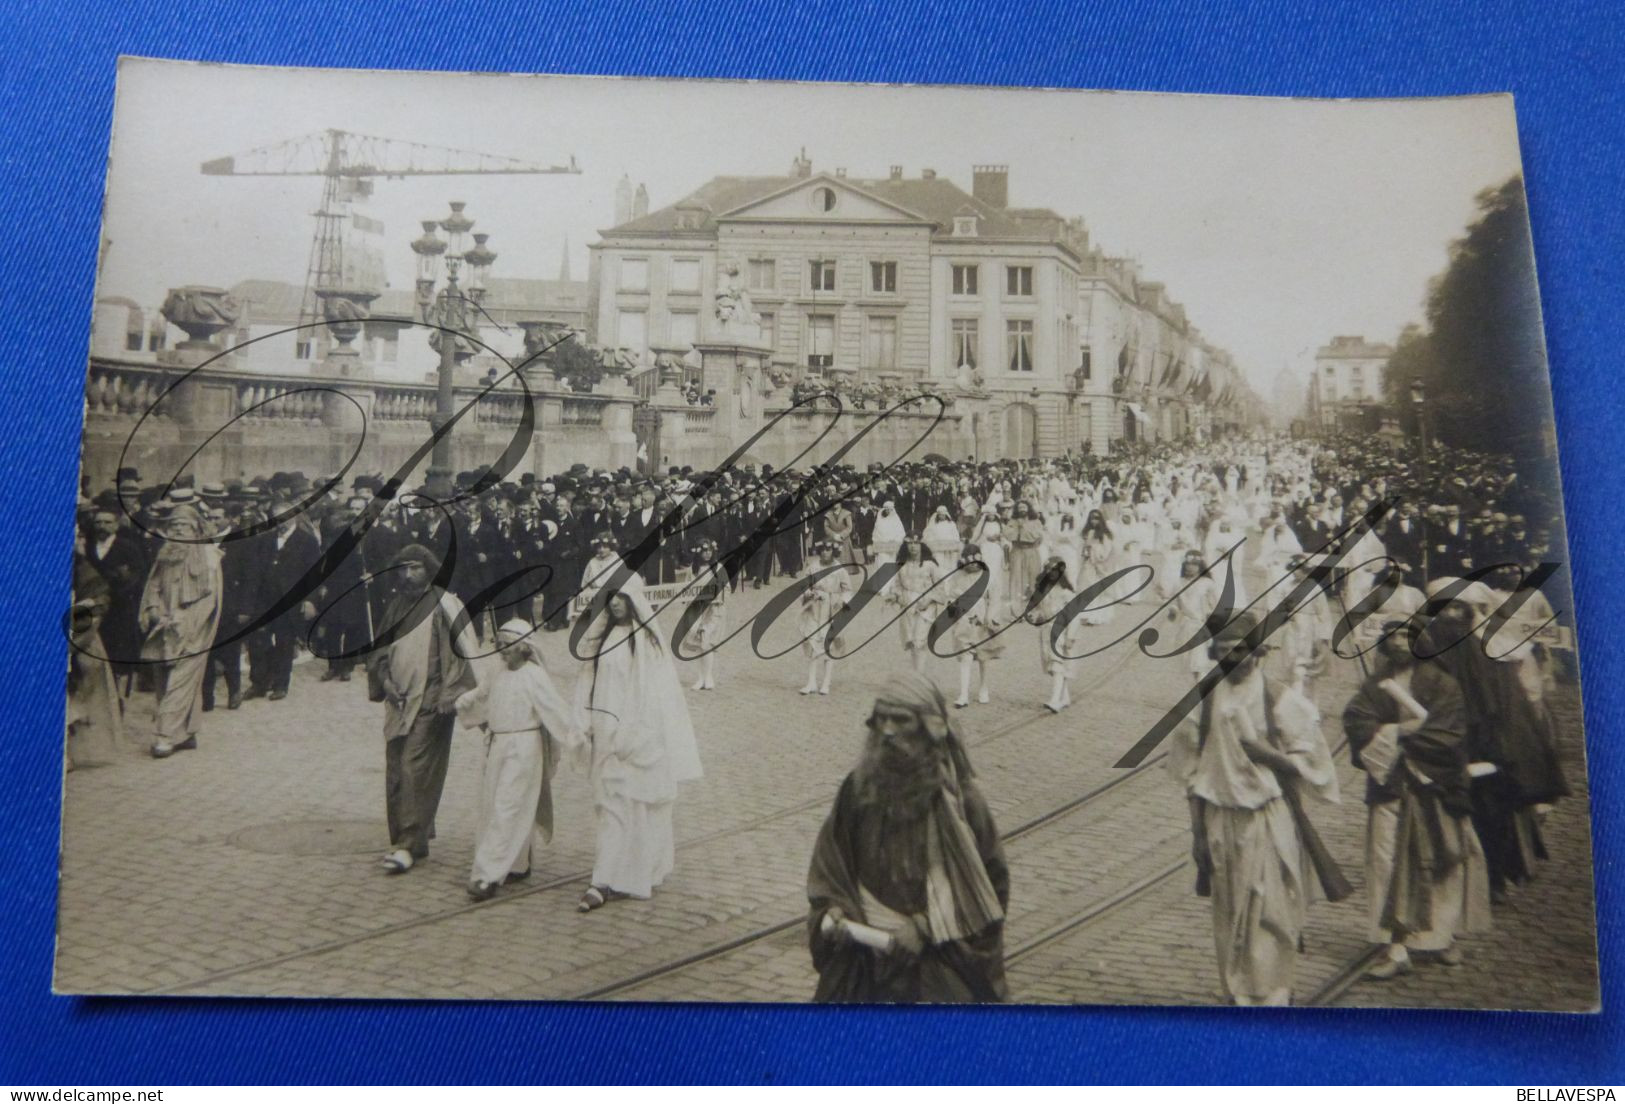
[{"x1": 568, "y1": 578, "x2": 703, "y2": 910}]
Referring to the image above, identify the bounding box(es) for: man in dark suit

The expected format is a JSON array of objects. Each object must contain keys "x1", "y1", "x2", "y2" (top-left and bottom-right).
[
  {"x1": 202, "y1": 505, "x2": 257, "y2": 710},
  {"x1": 310, "y1": 496, "x2": 370, "y2": 682},
  {"x1": 84, "y1": 506, "x2": 148, "y2": 684},
  {"x1": 246, "y1": 512, "x2": 321, "y2": 701},
  {"x1": 1382, "y1": 500, "x2": 1425, "y2": 575},
  {"x1": 543, "y1": 495, "x2": 584, "y2": 630}
]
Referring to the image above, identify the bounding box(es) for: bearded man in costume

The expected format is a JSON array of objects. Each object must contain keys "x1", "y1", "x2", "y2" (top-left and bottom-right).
[{"x1": 806, "y1": 671, "x2": 1010, "y2": 1002}]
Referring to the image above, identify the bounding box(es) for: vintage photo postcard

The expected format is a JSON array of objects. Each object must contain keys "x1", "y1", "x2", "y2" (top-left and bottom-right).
[{"x1": 59, "y1": 58, "x2": 1596, "y2": 1008}]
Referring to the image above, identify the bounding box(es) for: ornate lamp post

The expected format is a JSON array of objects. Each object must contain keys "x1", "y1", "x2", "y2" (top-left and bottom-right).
[{"x1": 411, "y1": 201, "x2": 496, "y2": 499}]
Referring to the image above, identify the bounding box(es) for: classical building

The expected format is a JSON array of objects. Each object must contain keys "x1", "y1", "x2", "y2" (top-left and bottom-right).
[
  {"x1": 1308, "y1": 335, "x2": 1391, "y2": 433},
  {"x1": 588, "y1": 153, "x2": 1261, "y2": 458}
]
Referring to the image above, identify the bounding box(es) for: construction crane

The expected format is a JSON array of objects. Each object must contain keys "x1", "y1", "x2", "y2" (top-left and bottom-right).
[{"x1": 201, "y1": 128, "x2": 580, "y2": 349}]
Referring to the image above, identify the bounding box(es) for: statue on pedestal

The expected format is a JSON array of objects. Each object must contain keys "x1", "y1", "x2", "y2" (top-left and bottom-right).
[{"x1": 713, "y1": 262, "x2": 761, "y2": 341}]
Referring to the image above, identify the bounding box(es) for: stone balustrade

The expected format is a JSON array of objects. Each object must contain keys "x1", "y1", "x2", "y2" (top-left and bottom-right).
[
  {"x1": 81, "y1": 354, "x2": 642, "y2": 489},
  {"x1": 80, "y1": 352, "x2": 986, "y2": 490}
]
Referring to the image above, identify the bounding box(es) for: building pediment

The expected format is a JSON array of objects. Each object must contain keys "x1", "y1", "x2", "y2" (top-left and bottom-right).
[{"x1": 718, "y1": 174, "x2": 932, "y2": 225}]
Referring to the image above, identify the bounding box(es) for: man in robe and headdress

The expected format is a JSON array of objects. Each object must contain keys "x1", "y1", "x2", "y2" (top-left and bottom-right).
[
  {"x1": 806, "y1": 671, "x2": 1010, "y2": 1003},
  {"x1": 1169, "y1": 611, "x2": 1341, "y2": 1006},
  {"x1": 138, "y1": 503, "x2": 223, "y2": 759},
  {"x1": 1422, "y1": 576, "x2": 1567, "y2": 903},
  {"x1": 1343, "y1": 617, "x2": 1492, "y2": 979},
  {"x1": 455, "y1": 620, "x2": 577, "y2": 900},
  {"x1": 367, "y1": 543, "x2": 478, "y2": 874}
]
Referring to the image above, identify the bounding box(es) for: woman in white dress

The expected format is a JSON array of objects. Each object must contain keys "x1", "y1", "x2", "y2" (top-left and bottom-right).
[
  {"x1": 942, "y1": 542, "x2": 1006, "y2": 708},
  {"x1": 1028, "y1": 557, "x2": 1086, "y2": 714},
  {"x1": 798, "y1": 541, "x2": 854, "y2": 696},
  {"x1": 682, "y1": 539, "x2": 727, "y2": 691},
  {"x1": 1162, "y1": 550, "x2": 1225, "y2": 683},
  {"x1": 1005, "y1": 500, "x2": 1047, "y2": 607},
  {"x1": 923, "y1": 505, "x2": 966, "y2": 562},
  {"x1": 569, "y1": 583, "x2": 703, "y2": 911},
  {"x1": 968, "y1": 506, "x2": 1009, "y2": 619},
  {"x1": 1045, "y1": 511, "x2": 1084, "y2": 587},
  {"x1": 1253, "y1": 513, "x2": 1304, "y2": 580},
  {"x1": 870, "y1": 500, "x2": 906, "y2": 564},
  {"x1": 1077, "y1": 510, "x2": 1117, "y2": 626},
  {"x1": 889, "y1": 535, "x2": 944, "y2": 673}
]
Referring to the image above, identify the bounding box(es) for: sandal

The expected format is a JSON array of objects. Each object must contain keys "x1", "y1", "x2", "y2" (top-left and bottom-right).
[{"x1": 578, "y1": 885, "x2": 608, "y2": 912}]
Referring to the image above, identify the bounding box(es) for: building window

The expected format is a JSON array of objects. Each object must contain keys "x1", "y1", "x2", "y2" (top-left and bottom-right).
[
  {"x1": 807, "y1": 313, "x2": 836, "y2": 369},
  {"x1": 810, "y1": 186, "x2": 838, "y2": 212},
  {"x1": 951, "y1": 318, "x2": 979, "y2": 371},
  {"x1": 124, "y1": 331, "x2": 142, "y2": 352},
  {"x1": 870, "y1": 261, "x2": 897, "y2": 294},
  {"x1": 1079, "y1": 346, "x2": 1092, "y2": 381},
  {"x1": 1005, "y1": 265, "x2": 1034, "y2": 297},
  {"x1": 951, "y1": 264, "x2": 979, "y2": 296},
  {"x1": 619, "y1": 257, "x2": 648, "y2": 292},
  {"x1": 954, "y1": 216, "x2": 978, "y2": 237},
  {"x1": 669, "y1": 310, "x2": 699, "y2": 349},
  {"x1": 759, "y1": 311, "x2": 776, "y2": 350},
  {"x1": 671, "y1": 258, "x2": 701, "y2": 294},
  {"x1": 617, "y1": 310, "x2": 647, "y2": 357},
  {"x1": 809, "y1": 259, "x2": 837, "y2": 292},
  {"x1": 865, "y1": 316, "x2": 898, "y2": 371},
  {"x1": 1007, "y1": 319, "x2": 1034, "y2": 372},
  {"x1": 748, "y1": 258, "x2": 776, "y2": 292}
]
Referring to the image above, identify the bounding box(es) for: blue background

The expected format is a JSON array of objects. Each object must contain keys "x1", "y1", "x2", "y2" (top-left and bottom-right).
[{"x1": 3, "y1": 0, "x2": 1622, "y2": 1085}]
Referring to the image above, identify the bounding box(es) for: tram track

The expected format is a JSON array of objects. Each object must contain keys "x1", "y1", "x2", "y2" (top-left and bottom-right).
[
  {"x1": 572, "y1": 731, "x2": 1178, "y2": 999},
  {"x1": 573, "y1": 730, "x2": 1368, "y2": 1005}
]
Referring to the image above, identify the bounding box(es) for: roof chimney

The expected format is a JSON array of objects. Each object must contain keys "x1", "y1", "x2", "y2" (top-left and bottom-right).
[
  {"x1": 614, "y1": 175, "x2": 633, "y2": 226},
  {"x1": 921, "y1": 167, "x2": 937, "y2": 180},
  {"x1": 791, "y1": 147, "x2": 812, "y2": 179},
  {"x1": 889, "y1": 165, "x2": 903, "y2": 180},
  {"x1": 972, "y1": 164, "x2": 1008, "y2": 208},
  {"x1": 835, "y1": 167, "x2": 846, "y2": 178},
  {"x1": 633, "y1": 184, "x2": 649, "y2": 219}
]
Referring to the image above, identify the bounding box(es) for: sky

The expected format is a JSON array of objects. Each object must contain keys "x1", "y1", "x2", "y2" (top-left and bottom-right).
[{"x1": 98, "y1": 59, "x2": 1526, "y2": 390}]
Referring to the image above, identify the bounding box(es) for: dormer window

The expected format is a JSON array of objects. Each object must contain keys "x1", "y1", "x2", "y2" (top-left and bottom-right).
[{"x1": 954, "y1": 216, "x2": 978, "y2": 237}]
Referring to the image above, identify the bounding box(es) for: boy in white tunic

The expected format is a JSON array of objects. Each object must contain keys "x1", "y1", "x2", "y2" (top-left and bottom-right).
[{"x1": 455, "y1": 620, "x2": 577, "y2": 901}]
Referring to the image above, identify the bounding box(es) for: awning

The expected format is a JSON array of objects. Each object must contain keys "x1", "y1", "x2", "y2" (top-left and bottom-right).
[{"x1": 1125, "y1": 402, "x2": 1149, "y2": 423}]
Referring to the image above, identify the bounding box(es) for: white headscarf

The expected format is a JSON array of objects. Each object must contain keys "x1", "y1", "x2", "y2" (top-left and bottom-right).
[{"x1": 576, "y1": 580, "x2": 702, "y2": 787}]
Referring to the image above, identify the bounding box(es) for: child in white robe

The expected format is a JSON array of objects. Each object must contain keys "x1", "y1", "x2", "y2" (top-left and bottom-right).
[{"x1": 454, "y1": 620, "x2": 577, "y2": 901}]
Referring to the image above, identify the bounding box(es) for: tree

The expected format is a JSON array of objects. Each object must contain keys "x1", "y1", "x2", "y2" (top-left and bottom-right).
[
  {"x1": 1384, "y1": 176, "x2": 1555, "y2": 460},
  {"x1": 547, "y1": 333, "x2": 604, "y2": 393}
]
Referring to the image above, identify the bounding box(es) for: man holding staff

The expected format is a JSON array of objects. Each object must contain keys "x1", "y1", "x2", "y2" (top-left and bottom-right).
[{"x1": 1343, "y1": 617, "x2": 1492, "y2": 979}]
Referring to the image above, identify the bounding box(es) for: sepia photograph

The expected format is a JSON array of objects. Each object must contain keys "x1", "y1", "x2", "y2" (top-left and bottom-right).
[{"x1": 58, "y1": 58, "x2": 1596, "y2": 1009}]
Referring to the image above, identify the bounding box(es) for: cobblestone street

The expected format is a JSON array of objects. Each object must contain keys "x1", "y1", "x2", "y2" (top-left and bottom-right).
[{"x1": 54, "y1": 558, "x2": 1599, "y2": 1008}]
